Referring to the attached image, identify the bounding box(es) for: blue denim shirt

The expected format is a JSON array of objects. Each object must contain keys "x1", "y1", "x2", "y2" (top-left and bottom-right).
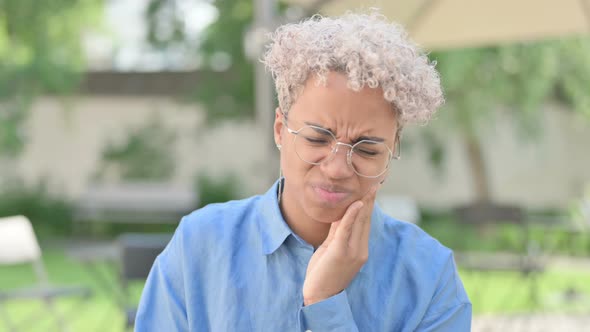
[{"x1": 135, "y1": 181, "x2": 471, "y2": 331}]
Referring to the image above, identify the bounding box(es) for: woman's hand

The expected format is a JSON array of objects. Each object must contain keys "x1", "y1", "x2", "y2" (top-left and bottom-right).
[{"x1": 302, "y1": 186, "x2": 378, "y2": 306}]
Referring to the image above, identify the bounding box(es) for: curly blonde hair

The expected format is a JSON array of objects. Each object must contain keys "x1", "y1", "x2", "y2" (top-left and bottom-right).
[{"x1": 262, "y1": 11, "x2": 444, "y2": 126}]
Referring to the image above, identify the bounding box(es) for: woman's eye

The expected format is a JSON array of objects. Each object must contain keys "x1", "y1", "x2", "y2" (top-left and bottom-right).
[
  {"x1": 305, "y1": 137, "x2": 329, "y2": 144},
  {"x1": 357, "y1": 149, "x2": 379, "y2": 156}
]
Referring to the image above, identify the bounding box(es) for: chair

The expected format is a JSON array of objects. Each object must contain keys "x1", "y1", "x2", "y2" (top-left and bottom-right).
[
  {"x1": 0, "y1": 215, "x2": 92, "y2": 332},
  {"x1": 117, "y1": 233, "x2": 172, "y2": 329}
]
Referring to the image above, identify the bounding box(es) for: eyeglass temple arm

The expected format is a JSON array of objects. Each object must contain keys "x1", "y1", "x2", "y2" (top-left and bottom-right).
[{"x1": 393, "y1": 127, "x2": 403, "y2": 159}]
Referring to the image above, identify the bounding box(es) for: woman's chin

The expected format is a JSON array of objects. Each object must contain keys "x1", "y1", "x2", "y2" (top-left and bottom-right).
[{"x1": 306, "y1": 204, "x2": 347, "y2": 224}]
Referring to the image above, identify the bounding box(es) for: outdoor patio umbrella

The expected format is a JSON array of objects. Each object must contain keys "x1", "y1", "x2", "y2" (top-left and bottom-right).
[{"x1": 283, "y1": 0, "x2": 590, "y2": 50}]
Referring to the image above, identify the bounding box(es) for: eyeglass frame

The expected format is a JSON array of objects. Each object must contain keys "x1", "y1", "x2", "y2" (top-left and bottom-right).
[{"x1": 282, "y1": 119, "x2": 401, "y2": 179}]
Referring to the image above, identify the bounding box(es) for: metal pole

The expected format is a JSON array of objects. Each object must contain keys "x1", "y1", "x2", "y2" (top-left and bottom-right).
[{"x1": 253, "y1": 0, "x2": 277, "y2": 187}]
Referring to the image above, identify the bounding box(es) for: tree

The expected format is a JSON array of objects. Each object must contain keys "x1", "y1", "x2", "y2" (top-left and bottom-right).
[
  {"x1": 430, "y1": 37, "x2": 590, "y2": 205},
  {"x1": 0, "y1": 0, "x2": 103, "y2": 157},
  {"x1": 145, "y1": 0, "x2": 300, "y2": 123}
]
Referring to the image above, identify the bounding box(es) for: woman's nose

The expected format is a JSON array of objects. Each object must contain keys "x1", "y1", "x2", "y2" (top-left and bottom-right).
[{"x1": 320, "y1": 143, "x2": 355, "y2": 179}]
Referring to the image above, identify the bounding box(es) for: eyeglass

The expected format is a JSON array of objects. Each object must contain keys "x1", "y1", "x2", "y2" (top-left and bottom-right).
[{"x1": 283, "y1": 120, "x2": 400, "y2": 178}]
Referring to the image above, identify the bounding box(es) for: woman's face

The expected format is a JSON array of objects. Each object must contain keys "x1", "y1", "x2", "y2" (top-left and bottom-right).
[{"x1": 274, "y1": 71, "x2": 398, "y2": 224}]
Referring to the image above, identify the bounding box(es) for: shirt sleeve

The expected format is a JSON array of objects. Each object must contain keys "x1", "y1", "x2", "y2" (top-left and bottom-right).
[
  {"x1": 135, "y1": 221, "x2": 189, "y2": 331},
  {"x1": 416, "y1": 254, "x2": 472, "y2": 332},
  {"x1": 298, "y1": 290, "x2": 359, "y2": 332}
]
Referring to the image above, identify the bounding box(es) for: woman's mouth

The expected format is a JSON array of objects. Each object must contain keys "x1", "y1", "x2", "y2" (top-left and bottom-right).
[{"x1": 312, "y1": 185, "x2": 350, "y2": 204}]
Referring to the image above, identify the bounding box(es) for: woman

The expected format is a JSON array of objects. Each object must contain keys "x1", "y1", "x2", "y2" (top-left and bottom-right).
[{"x1": 136, "y1": 12, "x2": 471, "y2": 331}]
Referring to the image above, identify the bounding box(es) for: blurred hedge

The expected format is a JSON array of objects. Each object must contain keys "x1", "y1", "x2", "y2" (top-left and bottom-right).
[{"x1": 0, "y1": 180, "x2": 74, "y2": 235}]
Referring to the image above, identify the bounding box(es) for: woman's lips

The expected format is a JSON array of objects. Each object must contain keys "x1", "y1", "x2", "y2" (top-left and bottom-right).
[{"x1": 313, "y1": 186, "x2": 349, "y2": 204}]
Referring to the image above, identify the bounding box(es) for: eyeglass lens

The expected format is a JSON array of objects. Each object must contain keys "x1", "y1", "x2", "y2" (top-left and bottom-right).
[{"x1": 293, "y1": 126, "x2": 391, "y2": 177}]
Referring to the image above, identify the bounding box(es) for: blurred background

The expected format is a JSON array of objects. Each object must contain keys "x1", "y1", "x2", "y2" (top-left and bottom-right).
[{"x1": 0, "y1": 0, "x2": 589, "y2": 331}]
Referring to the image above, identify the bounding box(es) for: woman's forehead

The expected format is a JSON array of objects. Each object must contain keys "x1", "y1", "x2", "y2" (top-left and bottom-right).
[{"x1": 288, "y1": 74, "x2": 398, "y2": 138}]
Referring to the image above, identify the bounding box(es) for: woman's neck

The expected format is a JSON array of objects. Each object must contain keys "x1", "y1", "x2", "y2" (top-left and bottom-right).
[{"x1": 279, "y1": 186, "x2": 330, "y2": 248}]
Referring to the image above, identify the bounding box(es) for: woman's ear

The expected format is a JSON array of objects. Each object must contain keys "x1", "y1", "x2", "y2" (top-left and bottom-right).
[{"x1": 274, "y1": 108, "x2": 284, "y2": 148}]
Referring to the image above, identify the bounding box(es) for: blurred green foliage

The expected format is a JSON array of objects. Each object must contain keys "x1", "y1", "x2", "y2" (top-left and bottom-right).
[
  {"x1": 420, "y1": 212, "x2": 590, "y2": 257},
  {"x1": 432, "y1": 37, "x2": 590, "y2": 139},
  {"x1": 428, "y1": 38, "x2": 590, "y2": 202},
  {"x1": 195, "y1": 172, "x2": 241, "y2": 208},
  {"x1": 568, "y1": 183, "x2": 590, "y2": 229},
  {"x1": 94, "y1": 117, "x2": 177, "y2": 181},
  {"x1": 0, "y1": 180, "x2": 74, "y2": 235},
  {"x1": 0, "y1": 0, "x2": 103, "y2": 156},
  {"x1": 194, "y1": 0, "x2": 257, "y2": 122},
  {"x1": 146, "y1": 0, "x2": 290, "y2": 123}
]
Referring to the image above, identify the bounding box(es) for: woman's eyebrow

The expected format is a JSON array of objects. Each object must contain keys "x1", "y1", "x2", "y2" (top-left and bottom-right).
[
  {"x1": 355, "y1": 135, "x2": 385, "y2": 143},
  {"x1": 304, "y1": 121, "x2": 334, "y2": 133},
  {"x1": 302, "y1": 121, "x2": 386, "y2": 142}
]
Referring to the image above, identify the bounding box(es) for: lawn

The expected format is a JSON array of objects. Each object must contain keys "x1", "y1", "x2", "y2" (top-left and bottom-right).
[
  {"x1": 1, "y1": 248, "x2": 590, "y2": 332},
  {"x1": 0, "y1": 249, "x2": 142, "y2": 332}
]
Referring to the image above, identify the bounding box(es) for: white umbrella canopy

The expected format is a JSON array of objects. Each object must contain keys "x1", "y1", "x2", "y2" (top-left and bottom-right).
[{"x1": 284, "y1": 0, "x2": 590, "y2": 50}]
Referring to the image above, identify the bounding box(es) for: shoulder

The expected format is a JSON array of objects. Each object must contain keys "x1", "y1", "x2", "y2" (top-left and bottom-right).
[
  {"x1": 374, "y1": 210, "x2": 470, "y2": 304},
  {"x1": 378, "y1": 211, "x2": 452, "y2": 262},
  {"x1": 373, "y1": 210, "x2": 456, "y2": 285},
  {"x1": 174, "y1": 195, "x2": 263, "y2": 247}
]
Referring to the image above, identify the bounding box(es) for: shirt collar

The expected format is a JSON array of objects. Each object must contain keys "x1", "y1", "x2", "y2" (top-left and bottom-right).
[
  {"x1": 256, "y1": 179, "x2": 292, "y2": 255},
  {"x1": 255, "y1": 179, "x2": 386, "y2": 258}
]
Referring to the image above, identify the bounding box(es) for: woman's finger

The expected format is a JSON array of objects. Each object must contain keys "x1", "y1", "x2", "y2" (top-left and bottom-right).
[
  {"x1": 334, "y1": 200, "x2": 363, "y2": 244},
  {"x1": 350, "y1": 186, "x2": 378, "y2": 249}
]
